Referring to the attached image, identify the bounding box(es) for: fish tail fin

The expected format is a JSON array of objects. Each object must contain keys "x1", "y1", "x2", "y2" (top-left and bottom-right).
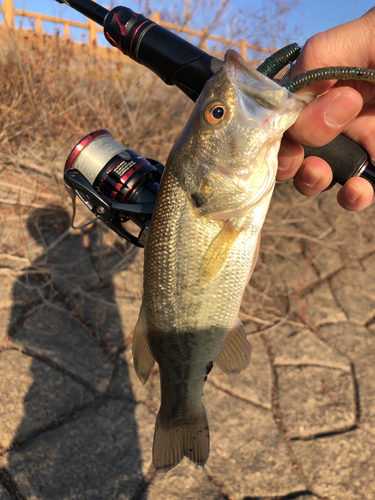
[{"x1": 153, "y1": 405, "x2": 210, "y2": 472}]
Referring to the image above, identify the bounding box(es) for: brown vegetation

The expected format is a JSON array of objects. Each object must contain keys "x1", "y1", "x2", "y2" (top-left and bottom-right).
[{"x1": 0, "y1": 29, "x2": 192, "y2": 238}]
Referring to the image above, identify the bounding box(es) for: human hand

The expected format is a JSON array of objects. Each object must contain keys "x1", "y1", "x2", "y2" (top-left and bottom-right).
[{"x1": 278, "y1": 7, "x2": 375, "y2": 211}]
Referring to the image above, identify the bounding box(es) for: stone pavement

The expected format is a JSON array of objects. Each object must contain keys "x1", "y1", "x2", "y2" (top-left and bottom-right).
[{"x1": 1, "y1": 181, "x2": 375, "y2": 500}]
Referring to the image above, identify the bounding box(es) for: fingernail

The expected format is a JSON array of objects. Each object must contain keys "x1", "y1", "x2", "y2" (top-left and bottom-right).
[
  {"x1": 343, "y1": 185, "x2": 362, "y2": 203},
  {"x1": 301, "y1": 164, "x2": 322, "y2": 187},
  {"x1": 278, "y1": 141, "x2": 301, "y2": 171},
  {"x1": 324, "y1": 93, "x2": 361, "y2": 129},
  {"x1": 278, "y1": 144, "x2": 292, "y2": 171}
]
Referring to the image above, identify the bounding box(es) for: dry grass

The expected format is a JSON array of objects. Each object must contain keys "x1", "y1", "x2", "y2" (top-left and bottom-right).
[
  {"x1": 0, "y1": 29, "x2": 192, "y2": 266},
  {"x1": 0, "y1": 26, "x2": 191, "y2": 206}
]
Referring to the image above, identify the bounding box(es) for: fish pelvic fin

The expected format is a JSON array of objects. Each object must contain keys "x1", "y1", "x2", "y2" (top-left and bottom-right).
[
  {"x1": 215, "y1": 320, "x2": 252, "y2": 376},
  {"x1": 132, "y1": 305, "x2": 155, "y2": 385},
  {"x1": 201, "y1": 221, "x2": 241, "y2": 285},
  {"x1": 153, "y1": 405, "x2": 210, "y2": 473}
]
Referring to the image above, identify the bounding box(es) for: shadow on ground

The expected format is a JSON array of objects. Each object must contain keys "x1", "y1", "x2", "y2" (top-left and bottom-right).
[{"x1": 0, "y1": 209, "x2": 149, "y2": 500}]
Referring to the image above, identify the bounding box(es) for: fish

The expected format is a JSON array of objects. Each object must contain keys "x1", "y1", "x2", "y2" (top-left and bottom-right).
[{"x1": 132, "y1": 49, "x2": 306, "y2": 472}]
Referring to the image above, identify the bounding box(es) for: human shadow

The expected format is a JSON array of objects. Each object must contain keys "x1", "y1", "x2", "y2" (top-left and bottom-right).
[{"x1": 5, "y1": 208, "x2": 147, "y2": 499}]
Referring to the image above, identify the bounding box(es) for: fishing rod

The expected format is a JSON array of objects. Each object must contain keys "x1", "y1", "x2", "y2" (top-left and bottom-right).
[{"x1": 58, "y1": 0, "x2": 375, "y2": 247}]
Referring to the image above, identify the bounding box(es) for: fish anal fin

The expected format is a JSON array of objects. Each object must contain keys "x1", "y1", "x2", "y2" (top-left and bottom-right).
[
  {"x1": 153, "y1": 405, "x2": 209, "y2": 472},
  {"x1": 215, "y1": 321, "x2": 252, "y2": 376},
  {"x1": 201, "y1": 222, "x2": 240, "y2": 285},
  {"x1": 132, "y1": 306, "x2": 155, "y2": 385}
]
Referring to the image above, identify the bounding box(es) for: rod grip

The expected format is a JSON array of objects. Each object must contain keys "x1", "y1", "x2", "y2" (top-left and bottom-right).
[{"x1": 303, "y1": 135, "x2": 369, "y2": 186}]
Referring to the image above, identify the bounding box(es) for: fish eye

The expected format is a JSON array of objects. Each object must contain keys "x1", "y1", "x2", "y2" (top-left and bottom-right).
[{"x1": 204, "y1": 101, "x2": 227, "y2": 125}]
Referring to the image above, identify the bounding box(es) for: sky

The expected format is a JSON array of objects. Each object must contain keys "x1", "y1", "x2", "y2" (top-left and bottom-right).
[
  {"x1": 289, "y1": 0, "x2": 373, "y2": 40},
  {"x1": 3, "y1": 0, "x2": 375, "y2": 50}
]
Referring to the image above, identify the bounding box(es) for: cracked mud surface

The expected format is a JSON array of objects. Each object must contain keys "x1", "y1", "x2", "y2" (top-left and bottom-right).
[{"x1": 1, "y1": 182, "x2": 375, "y2": 499}]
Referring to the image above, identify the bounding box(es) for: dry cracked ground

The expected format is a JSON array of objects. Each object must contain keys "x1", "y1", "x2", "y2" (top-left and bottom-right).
[{"x1": 1, "y1": 181, "x2": 375, "y2": 500}]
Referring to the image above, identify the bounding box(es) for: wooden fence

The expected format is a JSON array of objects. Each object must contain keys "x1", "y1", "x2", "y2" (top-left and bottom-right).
[{"x1": 0, "y1": 0, "x2": 275, "y2": 62}]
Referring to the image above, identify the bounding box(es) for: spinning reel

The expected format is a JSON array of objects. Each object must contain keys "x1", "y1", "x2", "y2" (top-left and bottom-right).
[{"x1": 63, "y1": 130, "x2": 164, "y2": 247}]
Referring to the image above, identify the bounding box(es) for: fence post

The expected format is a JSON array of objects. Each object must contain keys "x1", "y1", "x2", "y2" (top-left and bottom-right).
[
  {"x1": 240, "y1": 39, "x2": 247, "y2": 60},
  {"x1": 3, "y1": 0, "x2": 15, "y2": 30},
  {"x1": 36, "y1": 17, "x2": 43, "y2": 35},
  {"x1": 200, "y1": 28, "x2": 208, "y2": 51},
  {"x1": 151, "y1": 12, "x2": 161, "y2": 24},
  {"x1": 64, "y1": 22, "x2": 70, "y2": 41},
  {"x1": 88, "y1": 0, "x2": 97, "y2": 46},
  {"x1": 88, "y1": 19, "x2": 97, "y2": 45}
]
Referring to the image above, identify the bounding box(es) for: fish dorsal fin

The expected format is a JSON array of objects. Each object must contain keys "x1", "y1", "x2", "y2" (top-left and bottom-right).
[
  {"x1": 201, "y1": 222, "x2": 240, "y2": 285},
  {"x1": 215, "y1": 321, "x2": 252, "y2": 376},
  {"x1": 132, "y1": 306, "x2": 155, "y2": 385}
]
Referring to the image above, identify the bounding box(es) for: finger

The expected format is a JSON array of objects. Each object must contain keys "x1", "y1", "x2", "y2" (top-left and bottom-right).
[
  {"x1": 277, "y1": 137, "x2": 304, "y2": 181},
  {"x1": 293, "y1": 156, "x2": 333, "y2": 196},
  {"x1": 286, "y1": 87, "x2": 363, "y2": 147},
  {"x1": 337, "y1": 176, "x2": 374, "y2": 211}
]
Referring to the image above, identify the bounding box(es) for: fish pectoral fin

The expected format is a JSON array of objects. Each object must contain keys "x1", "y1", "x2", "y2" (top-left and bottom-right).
[
  {"x1": 215, "y1": 320, "x2": 252, "y2": 376},
  {"x1": 132, "y1": 306, "x2": 155, "y2": 385},
  {"x1": 201, "y1": 221, "x2": 241, "y2": 285}
]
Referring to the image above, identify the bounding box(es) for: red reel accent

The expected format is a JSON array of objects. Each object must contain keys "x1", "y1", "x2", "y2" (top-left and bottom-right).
[{"x1": 64, "y1": 130, "x2": 112, "y2": 172}]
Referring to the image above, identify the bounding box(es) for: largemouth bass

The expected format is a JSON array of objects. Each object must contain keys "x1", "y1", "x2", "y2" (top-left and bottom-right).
[{"x1": 133, "y1": 49, "x2": 306, "y2": 472}]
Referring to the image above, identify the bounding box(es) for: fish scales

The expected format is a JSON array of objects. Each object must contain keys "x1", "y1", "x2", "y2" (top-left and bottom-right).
[
  {"x1": 132, "y1": 49, "x2": 306, "y2": 472},
  {"x1": 145, "y1": 168, "x2": 259, "y2": 332}
]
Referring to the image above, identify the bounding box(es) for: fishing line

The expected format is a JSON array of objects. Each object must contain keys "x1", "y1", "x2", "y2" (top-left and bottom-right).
[{"x1": 66, "y1": 133, "x2": 126, "y2": 183}]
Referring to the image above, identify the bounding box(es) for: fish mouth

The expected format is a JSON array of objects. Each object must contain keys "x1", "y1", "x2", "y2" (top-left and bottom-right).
[
  {"x1": 223, "y1": 49, "x2": 290, "y2": 110},
  {"x1": 223, "y1": 49, "x2": 252, "y2": 88},
  {"x1": 224, "y1": 49, "x2": 249, "y2": 76}
]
